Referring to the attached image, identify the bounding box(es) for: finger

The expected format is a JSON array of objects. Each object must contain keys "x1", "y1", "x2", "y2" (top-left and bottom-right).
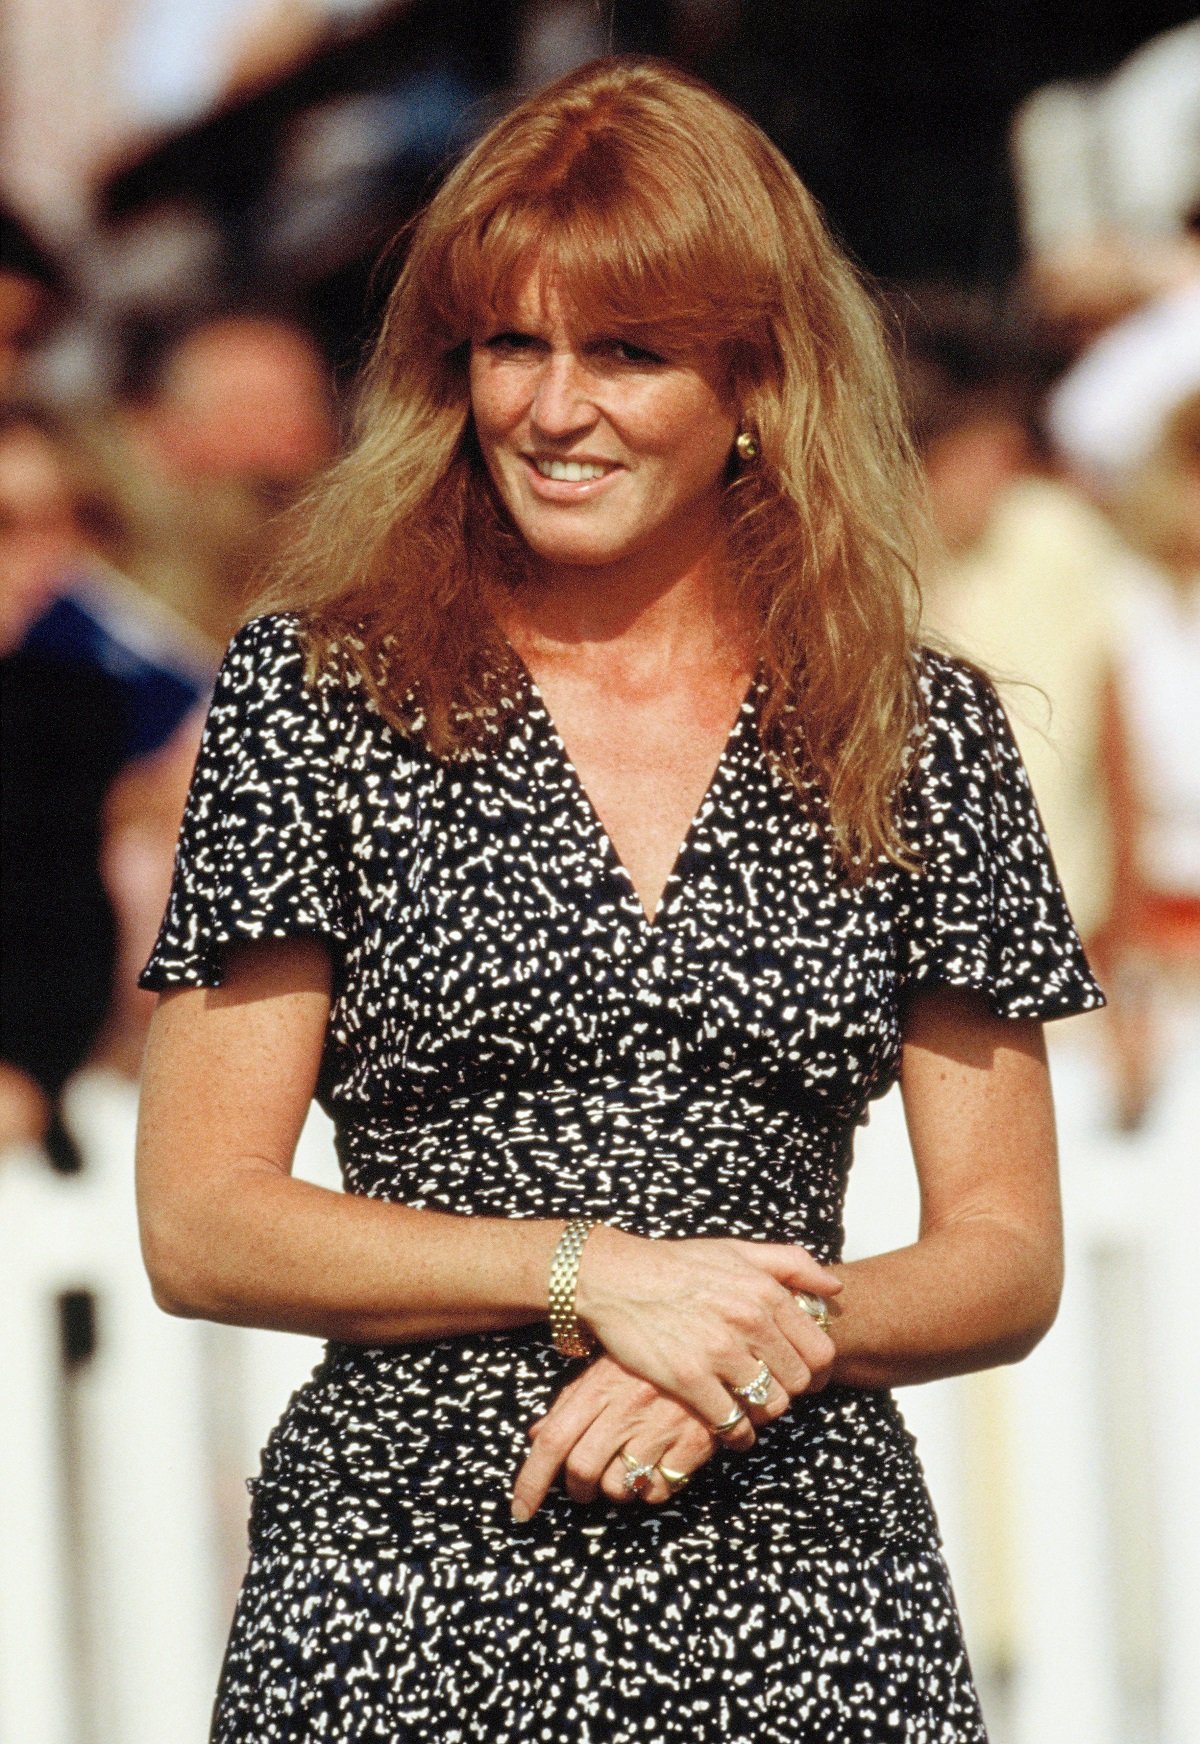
[
  {"x1": 704, "y1": 1391, "x2": 757, "y2": 1453},
  {"x1": 636, "y1": 1456, "x2": 692, "y2": 1506},
  {"x1": 719, "y1": 1342, "x2": 804, "y2": 1436},
  {"x1": 728, "y1": 1285, "x2": 836, "y2": 1396},
  {"x1": 563, "y1": 1414, "x2": 652, "y2": 1505},
  {"x1": 730, "y1": 1240, "x2": 842, "y2": 1298},
  {"x1": 511, "y1": 1393, "x2": 605, "y2": 1521},
  {"x1": 779, "y1": 1295, "x2": 839, "y2": 1377},
  {"x1": 597, "y1": 1441, "x2": 663, "y2": 1505},
  {"x1": 638, "y1": 1420, "x2": 715, "y2": 1505},
  {"x1": 798, "y1": 1323, "x2": 837, "y2": 1393},
  {"x1": 741, "y1": 1362, "x2": 806, "y2": 1426},
  {"x1": 735, "y1": 1334, "x2": 809, "y2": 1404},
  {"x1": 650, "y1": 1350, "x2": 760, "y2": 1450}
]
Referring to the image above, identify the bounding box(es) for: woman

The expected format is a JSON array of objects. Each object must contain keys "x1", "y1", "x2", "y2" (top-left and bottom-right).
[{"x1": 136, "y1": 58, "x2": 1103, "y2": 1742}]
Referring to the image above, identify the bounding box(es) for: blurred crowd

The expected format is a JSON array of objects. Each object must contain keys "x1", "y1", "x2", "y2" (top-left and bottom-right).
[{"x1": 2, "y1": 2, "x2": 1199, "y2": 1167}]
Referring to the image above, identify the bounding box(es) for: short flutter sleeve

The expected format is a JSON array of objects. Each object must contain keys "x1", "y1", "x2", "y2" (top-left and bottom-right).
[
  {"x1": 140, "y1": 615, "x2": 348, "y2": 990},
  {"x1": 895, "y1": 651, "x2": 1104, "y2": 1021}
]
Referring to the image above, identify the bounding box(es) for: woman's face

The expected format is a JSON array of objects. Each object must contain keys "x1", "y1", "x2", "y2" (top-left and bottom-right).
[{"x1": 468, "y1": 267, "x2": 738, "y2": 579}]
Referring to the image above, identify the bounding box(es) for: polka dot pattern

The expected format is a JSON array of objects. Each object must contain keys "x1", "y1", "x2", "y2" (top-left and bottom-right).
[{"x1": 143, "y1": 614, "x2": 1102, "y2": 1741}]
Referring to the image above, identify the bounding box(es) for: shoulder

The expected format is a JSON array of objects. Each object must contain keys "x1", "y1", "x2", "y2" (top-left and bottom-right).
[
  {"x1": 215, "y1": 612, "x2": 361, "y2": 722},
  {"x1": 914, "y1": 644, "x2": 999, "y2": 727},
  {"x1": 904, "y1": 647, "x2": 1031, "y2": 836},
  {"x1": 220, "y1": 611, "x2": 309, "y2": 690},
  {"x1": 198, "y1": 614, "x2": 358, "y2": 786},
  {"x1": 912, "y1": 645, "x2": 1012, "y2": 770}
]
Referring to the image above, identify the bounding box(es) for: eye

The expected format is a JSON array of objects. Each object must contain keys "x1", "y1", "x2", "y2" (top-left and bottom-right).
[
  {"x1": 481, "y1": 331, "x2": 539, "y2": 355},
  {"x1": 601, "y1": 338, "x2": 666, "y2": 366}
]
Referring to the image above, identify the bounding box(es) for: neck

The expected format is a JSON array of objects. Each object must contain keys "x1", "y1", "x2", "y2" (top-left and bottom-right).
[{"x1": 496, "y1": 517, "x2": 746, "y2": 678}]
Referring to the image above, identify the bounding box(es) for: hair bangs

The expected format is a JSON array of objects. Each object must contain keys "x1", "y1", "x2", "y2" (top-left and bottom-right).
[{"x1": 431, "y1": 150, "x2": 771, "y2": 366}]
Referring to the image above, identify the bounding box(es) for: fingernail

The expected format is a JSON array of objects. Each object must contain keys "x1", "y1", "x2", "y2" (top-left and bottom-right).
[{"x1": 510, "y1": 1500, "x2": 531, "y2": 1523}]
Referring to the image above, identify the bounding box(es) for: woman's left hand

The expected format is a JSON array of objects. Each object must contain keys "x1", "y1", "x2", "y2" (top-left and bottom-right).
[{"x1": 510, "y1": 1355, "x2": 723, "y2": 1520}]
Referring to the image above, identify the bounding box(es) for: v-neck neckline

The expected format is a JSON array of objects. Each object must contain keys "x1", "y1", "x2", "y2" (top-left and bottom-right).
[{"x1": 510, "y1": 651, "x2": 759, "y2": 933}]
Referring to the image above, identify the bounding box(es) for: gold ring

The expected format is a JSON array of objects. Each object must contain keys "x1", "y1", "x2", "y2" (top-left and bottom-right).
[
  {"x1": 795, "y1": 1291, "x2": 831, "y2": 1332},
  {"x1": 656, "y1": 1463, "x2": 692, "y2": 1492},
  {"x1": 709, "y1": 1404, "x2": 746, "y2": 1437}
]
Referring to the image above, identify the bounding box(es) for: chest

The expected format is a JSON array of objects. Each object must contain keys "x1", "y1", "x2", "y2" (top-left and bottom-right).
[
  {"x1": 522, "y1": 662, "x2": 753, "y2": 922},
  {"x1": 330, "y1": 692, "x2": 907, "y2": 1117}
]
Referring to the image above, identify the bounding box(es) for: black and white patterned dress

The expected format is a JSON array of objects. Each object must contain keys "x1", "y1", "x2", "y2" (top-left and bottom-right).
[{"x1": 142, "y1": 612, "x2": 1102, "y2": 1743}]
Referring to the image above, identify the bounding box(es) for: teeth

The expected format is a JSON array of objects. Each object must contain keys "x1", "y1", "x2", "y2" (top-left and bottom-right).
[{"x1": 534, "y1": 459, "x2": 610, "y2": 482}]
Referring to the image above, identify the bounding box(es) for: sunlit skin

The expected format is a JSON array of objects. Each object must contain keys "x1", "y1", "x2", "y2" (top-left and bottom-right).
[
  {"x1": 468, "y1": 269, "x2": 739, "y2": 600},
  {"x1": 466, "y1": 267, "x2": 756, "y2": 934}
]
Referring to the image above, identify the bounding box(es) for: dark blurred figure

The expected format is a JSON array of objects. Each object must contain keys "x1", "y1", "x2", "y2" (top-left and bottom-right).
[
  {"x1": 0, "y1": 410, "x2": 123, "y2": 1160},
  {"x1": 0, "y1": 393, "x2": 233, "y2": 1161},
  {"x1": 0, "y1": 218, "x2": 116, "y2": 1159}
]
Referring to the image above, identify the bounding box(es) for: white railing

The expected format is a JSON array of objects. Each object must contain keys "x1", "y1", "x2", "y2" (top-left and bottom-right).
[
  {"x1": 0, "y1": 1071, "x2": 334, "y2": 1744},
  {"x1": 846, "y1": 1023, "x2": 1200, "y2": 1744},
  {"x1": 1, "y1": 1034, "x2": 1196, "y2": 1744}
]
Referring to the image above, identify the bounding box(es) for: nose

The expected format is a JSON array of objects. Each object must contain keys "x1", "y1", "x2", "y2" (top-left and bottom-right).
[{"x1": 529, "y1": 350, "x2": 597, "y2": 441}]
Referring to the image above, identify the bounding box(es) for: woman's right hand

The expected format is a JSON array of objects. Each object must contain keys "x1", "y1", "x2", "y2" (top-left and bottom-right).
[{"x1": 572, "y1": 1225, "x2": 840, "y2": 1444}]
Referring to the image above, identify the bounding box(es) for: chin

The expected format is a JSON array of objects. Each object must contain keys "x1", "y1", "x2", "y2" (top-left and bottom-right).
[{"x1": 515, "y1": 526, "x2": 633, "y2": 569}]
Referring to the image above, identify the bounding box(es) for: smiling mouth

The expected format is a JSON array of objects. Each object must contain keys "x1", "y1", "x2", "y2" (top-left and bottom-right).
[{"x1": 528, "y1": 457, "x2": 619, "y2": 483}]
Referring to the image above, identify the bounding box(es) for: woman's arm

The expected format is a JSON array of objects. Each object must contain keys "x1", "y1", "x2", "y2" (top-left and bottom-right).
[
  {"x1": 509, "y1": 985, "x2": 1063, "y2": 1515},
  {"x1": 828, "y1": 985, "x2": 1062, "y2": 1387},
  {"x1": 136, "y1": 938, "x2": 836, "y2": 1397},
  {"x1": 136, "y1": 939, "x2": 562, "y2": 1342}
]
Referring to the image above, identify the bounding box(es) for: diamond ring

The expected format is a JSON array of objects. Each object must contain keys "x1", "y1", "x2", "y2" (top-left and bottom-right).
[
  {"x1": 619, "y1": 1447, "x2": 656, "y2": 1493},
  {"x1": 731, "y1": 1360, "x2": 773, "y2": 1408}
]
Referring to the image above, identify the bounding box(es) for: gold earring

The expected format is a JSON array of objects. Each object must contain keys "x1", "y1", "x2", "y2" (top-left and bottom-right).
[{"x1": 735, "y1": 430, "x2": 758, "y2": 463}]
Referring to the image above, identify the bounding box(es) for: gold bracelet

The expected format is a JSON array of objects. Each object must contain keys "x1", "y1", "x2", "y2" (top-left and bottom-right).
[{"x1": 548, "y1": 1218, "x2": 601, "y2": 1357}]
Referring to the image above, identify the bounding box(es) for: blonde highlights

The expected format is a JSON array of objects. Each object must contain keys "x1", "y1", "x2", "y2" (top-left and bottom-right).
[{"x1": 254, "y1": 57, "x2": 926, "y2": 874}]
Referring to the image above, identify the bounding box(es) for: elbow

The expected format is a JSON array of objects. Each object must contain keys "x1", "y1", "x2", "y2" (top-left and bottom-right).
[
  {"x1": 139, "y1": 1215, "x2": 215, "y2": 1320},
  {"x1": 997, "y1": 1257, "x2": 1063, "y2": 1366},
  {"x1": 997, "y1": 1318, "x2": 1051, "y2": 1367},
  {"x1": 148, "y1": 1276, "x2": 203, "y2": 1319}
]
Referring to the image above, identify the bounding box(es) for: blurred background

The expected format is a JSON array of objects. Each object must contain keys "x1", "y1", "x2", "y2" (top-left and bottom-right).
[{"x1": 1, "y1": 4, "x2": 1198, "y2": 1741}]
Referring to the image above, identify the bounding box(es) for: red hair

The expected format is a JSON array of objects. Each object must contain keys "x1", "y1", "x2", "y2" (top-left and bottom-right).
[{"x1": 255, "y1": 58, "x2": 926, "y2": 874}]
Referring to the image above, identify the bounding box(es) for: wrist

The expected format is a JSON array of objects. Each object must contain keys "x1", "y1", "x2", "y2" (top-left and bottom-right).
[
  {"x1": 547, "y1": 1218, "x2": 603, "y2": 1356},
  {"x1": 570, "y1": 1220, "x2": 631, "y2": 1327}
]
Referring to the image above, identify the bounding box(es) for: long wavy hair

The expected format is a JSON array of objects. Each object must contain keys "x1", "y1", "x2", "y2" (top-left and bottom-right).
[{"x1": 254, "y1": 57, "x2": 927, "y2": 875}]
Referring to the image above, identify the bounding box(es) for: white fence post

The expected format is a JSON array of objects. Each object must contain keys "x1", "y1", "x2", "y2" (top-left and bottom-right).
[{"x1": 0, "y1": 1144, "x2": 80, "y2": 1744}]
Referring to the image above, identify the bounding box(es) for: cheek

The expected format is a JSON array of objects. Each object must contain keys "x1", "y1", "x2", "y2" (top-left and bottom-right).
[
  {"x1": 656, "y1": 404, "x2": 736, "y2": 491},
  {"x1": 467, "y1": 362, "x2": 517, "y2": 449}
]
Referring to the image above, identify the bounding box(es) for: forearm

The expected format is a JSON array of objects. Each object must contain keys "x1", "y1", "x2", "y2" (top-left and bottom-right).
[
  {"x1": 142, "y1": 1163, "x2": 564, "y2": 1344},
  {"x1": 138, "y1": 958, "x2": 568, "y2": 1344},
  {"x1": 827, "y1": 1215, "x2": 1063, "y2": 1390}
]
